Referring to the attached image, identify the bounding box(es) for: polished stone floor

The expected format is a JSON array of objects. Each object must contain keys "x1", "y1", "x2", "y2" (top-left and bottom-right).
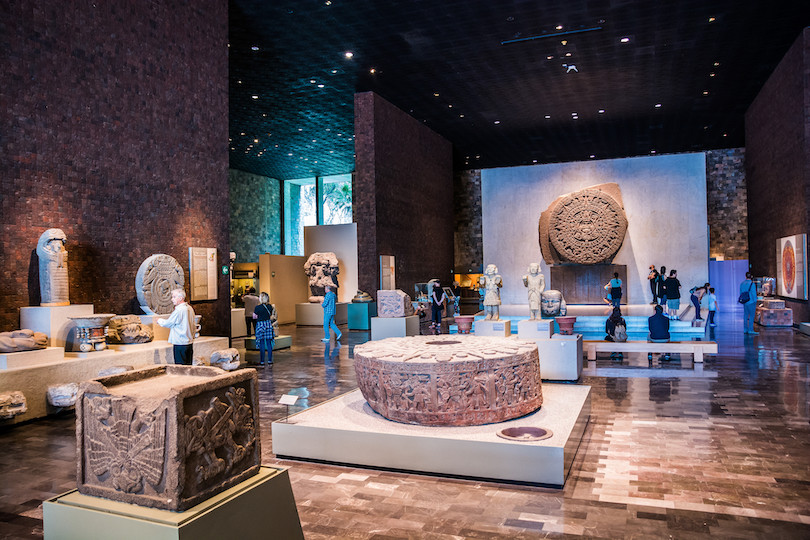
[{"x1": 1, "y1": 311, "x2": 809, "y2": 539}]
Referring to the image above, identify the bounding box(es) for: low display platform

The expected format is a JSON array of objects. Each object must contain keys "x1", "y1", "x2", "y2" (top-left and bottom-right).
[
  {"x1": 370, "y1": 315, "x2": 419, "y2": 340},
  {"x1": 534, "y1": 333, "x2": 584, "y2": 381},
  {"x1": 20, "y1": 304, "x2": 94, "y2": 348},
  {"x1": 474, "y1": 319, "x2": 511, "y2": 337},
  {"x1": 0, "y1": 347, "x2": 64, "y2": 370},
  {"x1": 43, "y1": 466, "x2": 303, "y2": 540},
  {"x1": 348, "y1": 301, "x2": 377, "y2": 331},
  {"x1": 295, "y1": 302, "x2": 348, "y2": 326},
  {"x1": 517, "y1": 319, "x2": 554, "y2": 339},
  {"x1": 272, "y1": 383, "x2": 591, "y2": 487},
  {"x1": 244, "y1": 336, "x2": 293, "y2": 351}
]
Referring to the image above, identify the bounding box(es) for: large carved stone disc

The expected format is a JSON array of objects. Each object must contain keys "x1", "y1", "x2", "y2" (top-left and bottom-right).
[
  {"x1": 354, "y1": 335, "x2": 542, "y2": 426},
  {"x1": 548, "y1": 188, "x2": 627, "y2": 264},
  {"x1": 136, "y1": 254, "x2": 184, "y2": 315}
]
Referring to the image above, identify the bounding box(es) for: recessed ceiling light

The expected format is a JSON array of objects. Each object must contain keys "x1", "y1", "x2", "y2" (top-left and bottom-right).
[
  {"x1": 545, "y1": 115, "x2": 551, "y2": 119},
  {"x1": 434, "y1": 92, "x2": 440, "y2": 97},
  {"x1": 620, "y1": 37, "x2": 630, "y2": 43},
  {"x1": 561, "y1": 40, "x2": 567, "y2": 45},
  {"x1": 288, "y1": 153, "x2": 293, "y2": 156},
  {"x1": 590, "y1": 155, "x2": 595, "y2": 158},
  {"x1": 723, "y1": 133, "x2": 727, "y2": 137},
  {"x1": 298, "y1": 128, "x2": 303, "y2": 131},
  {"x1": 547, "y1": 55, "x2": 554, "y2": 59},
  {"x1": 571, "y1": 112, "x2": 577, "y2": 116},
  {"x1": 325, "y1": 0, "x2": 331, "y2": 5},
  {"x1": 253, "y1": 139, "x2": 258, "y2": 143},
  {"x1": 556, "y1": 25, "x2": 563, "y2": 30},
  {"x1": 240, "y1": 132, "x2": 245, "y2": 136},
  {"x1": 651, "y1": 150, "x2": 656, "y2": 154},
  {"x1": 494, "y1": 120, "x2": 500, "y2": 124},
  {"x1": 598, "y1": 109, "x2": 605, "y2": 113},
  {"x1": 251, "y1": 46, "x2": 259, "y2": 51},
  {"x1": 459, "y1": 114, "x2": 464, "y2": 118},
  {"x1": 565, "y1": 52, "x2": 571, "y2": 57},
  {"x1": 317, "y1": 84, "x2": 324, "y2": 88},
  {"x1": 708, "y1": 16, "x2": 715, "y2": 22},
  {"x1": 237, "y1": 80, "x2": 242, "y2": 84},
  {"x1": 710, "y1": 73, "x2": 716, "y2": 77},
  {"x1": 310, "y1": 79, "x2": 316, "y2": 83},
  {"x1": 251, "y1": 95, "x2": 258, "y2": 99},
  {"x1": 533, "y1": 159, "x2": 538, "y2": 163},
  {"x1": 369, "y1": 68, "x2": 376, "y2": 74},
  {"x1": 713, "y1": 62, "x2": 720, "y2": 67},
  {"x1": 476, "y1": 155, "x2": 481, "y2": 159},
  {"x1": 344, "y1": 51, "x2": 354, "y2": 59},
  {"x1": 331, "y1": 69, "x2": 338, "y2": 74},
  {"x1": 655, "y1": 103, "x2": 662, "y2": 108}
]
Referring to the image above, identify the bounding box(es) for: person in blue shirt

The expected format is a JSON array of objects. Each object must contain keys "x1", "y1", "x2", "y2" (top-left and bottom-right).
[
  {"x1": 321, "y1": 285, "x2": 342, "y2": 342},
  {"x1": 605, "y1": 273, "x2": 622, "y2": 308},
  {"x1": 648, "y1": 304, "x2": 670, "y2": 342},
  {"x1": 739, "y1": 272, "x2": 758, "y2": 335}
]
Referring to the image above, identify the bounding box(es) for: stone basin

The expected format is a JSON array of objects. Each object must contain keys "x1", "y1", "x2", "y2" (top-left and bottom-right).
[
  {"x1": 68, "y1": 314, "x2": 116, "y2": 328},
  {"x1": 353, "y1": 335, "x2": 542, "y2": 426}
]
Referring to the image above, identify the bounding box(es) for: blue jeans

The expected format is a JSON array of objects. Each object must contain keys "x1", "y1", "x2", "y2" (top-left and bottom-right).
[
  {"x1": 743, "y1": 302, "x2": 756, "y2": 332},
  {"x1": 324, "y1": 315, "x2": 340, "y2": 339},
  {"x1": 258, "y1": 338, "x2": 273, "y2": 364},
  {"x1": 691, "y1": 294, "x2": 702, "y2": 319}
]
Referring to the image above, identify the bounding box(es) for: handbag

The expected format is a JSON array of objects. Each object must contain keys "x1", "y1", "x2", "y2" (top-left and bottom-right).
[{"x1": 738, "y1": 282, "x2": 754, "y2": 304}]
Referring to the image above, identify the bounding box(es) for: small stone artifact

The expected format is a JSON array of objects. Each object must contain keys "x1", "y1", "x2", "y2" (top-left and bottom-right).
[
  {"x1": 556, "y1": 316, "x2": 577, "y2": 335},
  {"x1": 303, "y1": 252, "x2": 340, "y2": 303},
  {"x1": 0, "y1": 329, "x2": 48, "y2": 353},
  {"x1": 37, "y1": 228, "x2": 70, "y2": 306},
  {"x1": 352, "y1": 290, "x2": 373, "y2": 303},
  {"x1": 0, "y1": 391, "x2": 27, "y2": 419},
  {"x1": 47, "y1": 383, "x2": 79, "y2": 408},
  {"x1": 76, "y1": 365, "x2": 260, "y2": 511},
  {"x1": 479, "y1": 264, "x2": 502, "y2": 321},
  {"x1": 522, "y1": 263, "x2": 546, "y2": 320},
  {"x1": 377, "y1": 290, "x2": 414, "y2": 317},
  {"x1": 69, "y1": 314, "x2": 115, "y2": 352},
  {"x1": 354, "y1": 335, "x2": 542, "y2": 426},
  {"x1": 539, "y1": 182, "x2": 628, "y2": 265},
  {"x1": 136, "y1": 254, "x2": 185, "y2": 315},
  {"x1": 210, "y1": 348, "x2": 241, "y2": 371},
  {"x1": 541, "y1": 290, "x2": 567, "y2": 318},
  {"x1": 107, "y1": 315, "x2": 154, "y2": 344}
]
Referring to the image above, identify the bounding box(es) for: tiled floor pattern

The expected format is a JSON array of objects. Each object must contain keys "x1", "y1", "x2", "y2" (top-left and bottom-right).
[{"x1": 1, "y1": 314, "x2": 810, "y2": 538}]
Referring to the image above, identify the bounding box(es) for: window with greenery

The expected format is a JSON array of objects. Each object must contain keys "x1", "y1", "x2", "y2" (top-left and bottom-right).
[
  {"x1": 322, "y1": 173, "x2": 352, "y2": 225},
  {"x1": 284, "y1": 174, "x2": 353, "y2": 255}
]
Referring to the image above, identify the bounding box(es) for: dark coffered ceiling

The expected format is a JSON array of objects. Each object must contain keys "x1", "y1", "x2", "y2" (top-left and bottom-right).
[{"x1": 229, "y1": 0, "x2": 809, "y2": 181}]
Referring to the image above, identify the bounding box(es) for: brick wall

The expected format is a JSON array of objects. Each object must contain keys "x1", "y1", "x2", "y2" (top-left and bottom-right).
[
  {"x1": 745, "y1": 28, "x2": 809, "y2": 322},
  {"x1": 454, "y1": 169, "x2": 483, "y2": 273},
  {"x1": 354, "y1": 92, "x2": 454, "y2": 298},
  {"x1": 229, "y1": 169, "x2": 281, "y2": 262},
  {"x1": 0, "y1": 1, "x2": 230, "y2": 335},
  {"x1": 706, "y1": 148, "x2": 748, "y2": 260}
]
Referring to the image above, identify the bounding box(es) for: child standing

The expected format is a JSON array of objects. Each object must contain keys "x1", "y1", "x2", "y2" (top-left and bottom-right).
[{"x1": 707, "y1": 287, "x2": 718, "y2": 327}]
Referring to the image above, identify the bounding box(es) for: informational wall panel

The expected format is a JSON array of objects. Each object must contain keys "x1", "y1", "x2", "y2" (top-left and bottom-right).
[{"x1": 189, "y1": 247, "x2": 218, "y2": 301}]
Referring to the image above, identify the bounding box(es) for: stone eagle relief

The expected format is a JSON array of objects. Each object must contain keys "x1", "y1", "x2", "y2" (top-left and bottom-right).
[{"x1": 539, "y1": 182, "x2": 628, "y2": 265}]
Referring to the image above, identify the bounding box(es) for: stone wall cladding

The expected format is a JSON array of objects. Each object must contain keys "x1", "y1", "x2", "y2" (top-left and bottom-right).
[
  {"x1": 354, "y1": 92, "x2": 454, "y2": 298},
  {"x1": 229, "y1": 169, "x2": 281, "y2": 262},
  {"x1": 745, "y1": 28, "x2": 809, "y2": 322},
  {"x1": 0, "y1": 1, "x2": 229, "y2": 335},
  {"x1": 453, "y1": 169, "x2": 483, "y2": 273},
  {"x1": 706, "y1": 148, "x2": 748, "y2": 260}
]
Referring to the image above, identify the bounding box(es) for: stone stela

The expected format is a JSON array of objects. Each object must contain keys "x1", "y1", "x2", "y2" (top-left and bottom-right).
[{"x1": 353, "y1": 335, "x2": 542, "y2": 426}]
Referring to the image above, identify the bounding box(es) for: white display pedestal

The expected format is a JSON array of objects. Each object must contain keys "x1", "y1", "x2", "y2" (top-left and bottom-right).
[
  {"x1": 517, "y1": 319, "x2": 553, "y2": 339},
  {"x1": 231, "y1": 308, "x2": 246, "y2": 337},
  {"x1": 0, "y1": 347, "x2": 64, "y2": 370},
  {"x1": 295, "y1": 302, "x2": 348, "y2": 326},
  {"x1": 370, "y1": 316, "x2": 419, "y2": 340},
  {"x1": 139, "y1": 315, "x2": 171, "y2": 341},
  {"x1": 20, "y1": 304, "x2": 94, "y2": 348},
  {"x1": 273, "y1": 385, "x2": 591, "y2": 487},
  {"x1": 474, "y1": 319, "x2": 511, "y2": 337},
  {"x1": 43, "y1": 466, "x2": 304, "y2": 540},
  {"x1": 535, "y1": 333, "x2": 584, "y2": 381}
]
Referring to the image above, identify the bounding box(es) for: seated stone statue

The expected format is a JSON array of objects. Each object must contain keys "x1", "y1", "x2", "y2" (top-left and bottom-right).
[
  {"x1": 107, "y1": 315, "x2": 154, "y2": 344},
  {"x1": 540, "y1": 290, "x2": 567, "y2": 318},
  {"x1": 304, "y1": 252, "x2": 340, "y2": 303},
  {"x1": 0, "y1": 329, "x2": 48, "y2": 353}
]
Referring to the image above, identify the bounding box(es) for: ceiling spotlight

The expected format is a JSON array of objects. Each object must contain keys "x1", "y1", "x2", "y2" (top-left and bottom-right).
[
  {"x1": 561, "y1": 40, "x2": 567, "y2": 45},
  {"x1": 703, "y1": 90, "x2": 709, "y2": 95},
  {"x1": 598, "y1": 109, "x2": 605, "y2": 113},
  {"x1": 708, "y1": 16, "x2": 716, "y2": 22},
  {"x1": 556, "y1": 25, "x2": 563, "y2": 30},
  {"x1": 651, "y1": 150, "x2": 657, "y2": 154},
  {"x1": 459, "y1": 114, "x2": 464, "y2": 118},
  {"x1": 310, "y1": 79, "x2": 316, "y2": 83},
  {"x1": 655, "y1": 103, "x2": 662, "y2": 108},
  {"x1": 565, "y1": 52, "x2": 572, "y2": 57},
  {"x1": 590, "y1": 154, "x2": 595, "y2": 158},
  {"x1": 714, "y1": 62, "x2": 720, "y2": 66},
  {"x1": 317, "y1": 84, "x2": 324, "y2": 88},
  {"x1": 547, "y1": 55, "x2": 554, "y2": 59},
  {"x1": 620, "y1": 37, "x2": 630, "y2": 43},
  {"x1": 369, "y1": 68, "x2": 376, "y2": 74},
  {"x1": 344, "y1": 51, "x2": 354, "y2": 59},
  {"x1": 253, "y1": 139, "x2": 258, "y2": 143},
  {"x1": 251, "y1": 46, "x2": 259, "y2": 51},
  {"x1": 710, "y1": 73, "x2": 716, "y2": 77},
  {"x1": 251, "y1": 95, "x2": 258, "y2": 99},
  {"x1": 494, "y1": 120, "x2": 501, "y2": 124},
  {"x1": 544, "y1": 115, "x2": 551, "y2": 119},
  {"x1": 434, "y1": 92, "x2": 440, "y2": 97}
]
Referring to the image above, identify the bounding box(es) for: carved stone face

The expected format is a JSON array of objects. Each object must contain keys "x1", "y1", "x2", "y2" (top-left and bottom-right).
[
  {"x1": 528, "y1": 263, "x2": 540, "y2": 274},
  {"x1": 485, "y1": 264, "x2": 498, "y2": 275},
  {"x1": 541, "y1": 290, "x2": 563, "y2": 316}
]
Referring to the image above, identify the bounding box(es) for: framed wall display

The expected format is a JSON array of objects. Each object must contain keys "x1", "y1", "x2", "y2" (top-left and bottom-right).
[
  {"x1": 380, "y1": 255, "x2": 395, "y2": 290},
  {"x1": 189, "y1": 247, "x2": 218, "y2": 301},
  {"x1": 776, "y1": 234, "x2": 807, "y2": 300}
]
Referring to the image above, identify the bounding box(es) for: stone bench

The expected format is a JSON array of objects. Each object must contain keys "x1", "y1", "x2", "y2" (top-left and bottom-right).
[{"x1": 584, "y1": 340, "x2": 717, "y2": 363}]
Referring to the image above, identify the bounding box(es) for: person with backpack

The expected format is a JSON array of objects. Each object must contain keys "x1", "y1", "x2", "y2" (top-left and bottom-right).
[
  {"x1": 648, "y1": 265, "x2": 660, "y2": 304},
  {"x1": 739, "y1": 272, "x2": 758, "y2": 334},
  {"x1": 431, "y1": 281, "x2": 447, "y2": 331},
  {"x1": 657, "y1": 266, "x2": 668, "y2": 306},
  {"x1": 605, "y1": 307, "x2": 627, "y2": 342}
]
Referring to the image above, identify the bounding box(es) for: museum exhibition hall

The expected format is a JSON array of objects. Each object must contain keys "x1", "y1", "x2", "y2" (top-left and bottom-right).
[{"x1": 2, "y1": 1, "x2": 810, "y2": 538}]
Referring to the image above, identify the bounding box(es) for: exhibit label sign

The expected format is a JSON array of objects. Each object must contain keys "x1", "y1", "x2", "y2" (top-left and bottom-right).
[{"x1": 189, "y1": 247, "x2": 218, "y2": 301}]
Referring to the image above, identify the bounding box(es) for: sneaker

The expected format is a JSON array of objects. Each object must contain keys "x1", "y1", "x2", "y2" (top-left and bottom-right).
[
  {"x1": 321, "y1": 338, "x2": 330, "y2": 342},
  {"x1": 709, "y1": 323, "x2": 717, "y2": 327}
]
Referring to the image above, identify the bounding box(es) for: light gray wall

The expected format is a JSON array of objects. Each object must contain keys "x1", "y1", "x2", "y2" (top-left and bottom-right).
[
  {"x1": 304, "y1": 223, "x2": 359, "y2": 304},
  {"x1": 482, "y1": 153, "x2": 709, "y2": 305}
]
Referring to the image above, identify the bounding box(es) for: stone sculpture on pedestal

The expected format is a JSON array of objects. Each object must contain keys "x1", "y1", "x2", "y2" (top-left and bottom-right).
[
  {"x1": 304, "y1": 252, "x2": 339, "y2": 303},
  {"x1": 0, "y1": 330, "x2": 48, "y2": 353},
  {"x1": 136, "y1": 254, "x2": 185, "y2": 315},
  {"x1": 107, "y1": 315, "x2": 154, "y2": 344},
  {"x1": 541, "y1": 290, "x2": 567, "y2": 318},
  {"x1": 37, "y1": 228, "x2": 69, "y2": 306},
  {"x1": 354, "y1": 335, "x2": 542, "y2": 426},
  {"x1": 377, "y1": 290, "x2": 414, "y2": 317},
  {"x1": 538, "y1": 182, "x2": 628, "y2": 265},
  {"x1": 76, "y1": 365, "x2": 260, "y2": 511},
  {"x1": 479, "y1": 264, "x2": 502, "y2": 320},
  {"x1": 522, "y1": 263, "x2": 546, "y2": 320}
]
